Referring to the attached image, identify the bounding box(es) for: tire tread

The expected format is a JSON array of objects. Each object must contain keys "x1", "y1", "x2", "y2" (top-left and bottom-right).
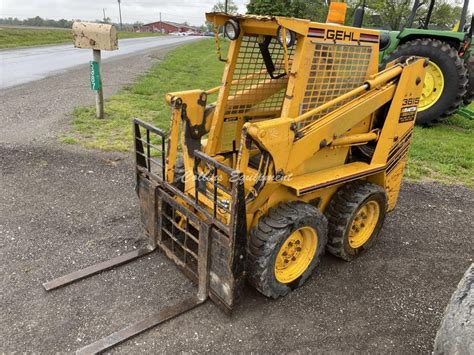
[
  {"x1": 382, "y1": 38, "x2": 468, "y2": 125},
  {"x1": 247, "y1": 201, "x2": 327, "y2": 298}
]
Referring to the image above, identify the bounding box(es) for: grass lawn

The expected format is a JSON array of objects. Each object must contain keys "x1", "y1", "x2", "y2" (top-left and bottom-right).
[
  {"x1": 66, "y1": 39, "x2": 225, "y2": 151},
  {"x1": 0, "y1": 26, "x2": 164, "y2": 49},
  {"x1": 406, "y1": 112, "x2": 473, "y2": 185},
  {"x1": 64, "y1": 39, "x2": 473, "y2": 186}
]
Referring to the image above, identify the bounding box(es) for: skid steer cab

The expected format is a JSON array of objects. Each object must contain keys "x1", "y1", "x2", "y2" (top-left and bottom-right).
[{"x1": 43, "y1": 12, "x2": 427, "y2": 353}]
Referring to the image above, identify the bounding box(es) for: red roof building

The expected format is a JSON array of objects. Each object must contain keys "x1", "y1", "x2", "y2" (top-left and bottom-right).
[{"x1": 138, "y1": 20, "x2": 196, "y2": 33}]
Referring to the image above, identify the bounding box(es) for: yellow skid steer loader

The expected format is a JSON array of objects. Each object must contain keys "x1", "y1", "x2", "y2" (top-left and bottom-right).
[{"x1": 44, "y1": 9, "x2": 427, "y2": 354}]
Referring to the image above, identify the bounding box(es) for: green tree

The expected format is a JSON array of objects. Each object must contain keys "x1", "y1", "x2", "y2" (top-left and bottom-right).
[
  {"x1": 247, "y1": 0, "x2": 328, "y2": 21},
  {"x1": 247, "y1": 0, "x2": 291, "y2": 16},
  {"x1": 212, "y1": 0, "x2": 239, "y2": 14},
  {"x1": 367, "y1": 0, "x2": 412, "y2": 30},
  {"x1": 421, "y1": 1, "x2": 463, "y2": 29},
  {"x1": 360, "y1": 0, "x2": 465, "y2": 30}
]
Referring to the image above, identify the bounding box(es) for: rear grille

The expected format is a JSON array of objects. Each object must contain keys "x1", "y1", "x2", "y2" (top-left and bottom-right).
[
  {"x1": 225, "y1": 35, "x2": 295, "y2": 116},
  {"x1": 299, "y1": 42, "x2": 372, "y2": 127}
]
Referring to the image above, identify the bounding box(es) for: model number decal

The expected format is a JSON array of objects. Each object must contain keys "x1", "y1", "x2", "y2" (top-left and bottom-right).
[{"x1": 402, "y1": 98, "x2": 420, "y2": 106}]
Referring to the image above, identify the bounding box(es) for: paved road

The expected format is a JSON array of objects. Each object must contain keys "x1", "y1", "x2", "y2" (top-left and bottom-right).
[
  {"x1": 1, "y1": 39, "x2": 473, "y2": 353},
  {"x1": 0, "y1": 36, "x2": 198, "y2": 89}
]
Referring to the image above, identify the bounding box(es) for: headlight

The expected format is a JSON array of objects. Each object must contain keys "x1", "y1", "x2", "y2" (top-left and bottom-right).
[
  {"x1": 277, "y1": 26, "x2": 296, "y2": 47},
  {"x1": 224, "y1": 19, "x2": 240, "y2": 40}
]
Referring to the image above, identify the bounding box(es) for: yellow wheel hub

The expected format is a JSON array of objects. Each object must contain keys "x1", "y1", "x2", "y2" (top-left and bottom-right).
[
  {"x1": 275, "y1": 227, "x2": 318, "y2": 284},
  {"x1": 349, "y1": 200, "x2": 380, "y2": 248},
  {"x1": 419, "y1": 61, "x2": 444, "y2": 111}
]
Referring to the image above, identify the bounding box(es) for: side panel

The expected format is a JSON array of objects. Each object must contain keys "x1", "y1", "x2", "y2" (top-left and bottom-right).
[
  {"x1": 371, "y1": 58, "x2": 426, "y2": 210},
  {"x1": 385, "y1": 156, "x2": 408, "y2": 211}
]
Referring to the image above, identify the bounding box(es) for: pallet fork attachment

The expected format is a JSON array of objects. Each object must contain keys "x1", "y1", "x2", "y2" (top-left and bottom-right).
[
  {"x1": 43, "y1": 215, "x2": 211, "y2": 355},
  {"x1": 44, "y1": 251, "x2": 209, "y2": 354},
  {"x1": 42, "y1": 247, "x2": 155, "y2": 291},
  {"x1": 76, "y1": 296, "x2": 204, "y2": 354},
  {"x1": 43, "y1": 117, "x2": 246, "y2": 354},
  {"x1": 43, "y1": 225, "x2": 210, "y2": 355}
]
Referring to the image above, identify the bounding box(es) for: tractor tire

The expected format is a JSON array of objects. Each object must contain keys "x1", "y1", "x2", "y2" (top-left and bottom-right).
[
  {"x1": 381, "y1": 38, "x2": 468, "y2": 126},
  {"x1": 247, "y1": 201, "x2": 327, "y2": 299},
  {"x1": 463, "y1": 52, "x2": 474, "y2": 105},
  {"x1": 433, "y1": 264, "x2": 474, "y2": 354},
  {"x1": 325, "y1": 181, "x2": 387, "y2": 261}
]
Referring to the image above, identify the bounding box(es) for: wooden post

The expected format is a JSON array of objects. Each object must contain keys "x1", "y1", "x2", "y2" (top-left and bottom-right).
[{"x1": 93, "y1": 49, "x2": 104, "y2": 119}]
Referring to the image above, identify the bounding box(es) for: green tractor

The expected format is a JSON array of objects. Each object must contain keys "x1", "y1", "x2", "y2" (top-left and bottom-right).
[{"x1": 353, "y1": 0, "x2": 474, "y2": 125}]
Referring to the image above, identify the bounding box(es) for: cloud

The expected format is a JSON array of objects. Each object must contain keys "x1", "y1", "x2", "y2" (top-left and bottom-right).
[{"x1": 0, "y1": 0, "x2": 249, "y2": 26}]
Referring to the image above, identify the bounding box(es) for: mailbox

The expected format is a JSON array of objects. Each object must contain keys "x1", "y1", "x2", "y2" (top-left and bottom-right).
[{"x1": 72, "y1": 22, "x2": 118, "y2": 51}]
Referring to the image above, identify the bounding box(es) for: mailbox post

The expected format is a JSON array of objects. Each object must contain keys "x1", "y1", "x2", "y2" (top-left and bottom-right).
[{"x1": 72, "y1": 22, "x2": 118, "y2": 119}]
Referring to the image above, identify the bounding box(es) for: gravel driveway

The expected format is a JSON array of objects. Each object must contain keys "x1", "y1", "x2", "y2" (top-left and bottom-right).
[{"x1": 1, "y1": 43, "x2": 473, "y2": 353}]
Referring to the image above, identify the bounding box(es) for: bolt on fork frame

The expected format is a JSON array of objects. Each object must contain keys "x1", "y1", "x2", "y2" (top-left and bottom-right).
[{"x1": 42, "y1": 119, "x2": 213, "y2": 354}]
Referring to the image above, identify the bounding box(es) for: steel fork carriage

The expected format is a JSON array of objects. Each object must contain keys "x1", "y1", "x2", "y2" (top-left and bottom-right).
[{"x1": 43, "y1": 118, "x2": 247, "y2": 354}]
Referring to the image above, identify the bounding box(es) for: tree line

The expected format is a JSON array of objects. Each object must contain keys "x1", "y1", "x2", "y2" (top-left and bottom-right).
[
  {"x1": 0, "y1": 16, "x2": 142, "y2": 31},
  {"x1": 1, "y1": 1, "x2": 469, "y2": 32},
  {"x1": 243, "y1": 0, "x2": 469, "y2": 31},
  {"x1": 0, "y1": 16, "x2": 74, "y2": 28}
]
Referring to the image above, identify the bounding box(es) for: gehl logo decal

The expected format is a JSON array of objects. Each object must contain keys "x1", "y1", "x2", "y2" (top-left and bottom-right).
[
  {"x1": 308, "y1": 28, "x2": 379, "y2": 43},
  {"x1": 325, "y1": 29, "x2": 357, "y2": 41}
]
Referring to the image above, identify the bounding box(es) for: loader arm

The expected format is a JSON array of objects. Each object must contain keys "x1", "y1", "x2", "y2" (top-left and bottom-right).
[{"x1": 240, "y1": 57, "x2": 426, "y2": 188}]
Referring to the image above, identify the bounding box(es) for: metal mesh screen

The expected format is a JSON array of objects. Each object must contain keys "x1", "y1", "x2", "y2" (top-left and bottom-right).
[
  {"x1": 225, "y1": 35, "x2": 295, "y2": 116},
  {"x1": 299, "y1": 43, "x2": 372, "y2": 127},
  {"x1": 160, "y1": 194, "x2": 200, "y2": 277}
]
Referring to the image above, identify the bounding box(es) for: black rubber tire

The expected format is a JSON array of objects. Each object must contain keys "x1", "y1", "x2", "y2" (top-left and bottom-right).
[
  {"x1": 247, "y1": 201, "x2": 328, "y2": 299},
  {"x1": 381, "y1": 38, "x2": 468, "y2": 125},
  {"x1": 433, "y1": 264, "x2": 473, "y2": 354},
  {"x1": 325, "y1": 181, "x2": 387, "y2": 261},
  {"x1": 463, "y1": 52, "x2": 474, "y2": 105}
]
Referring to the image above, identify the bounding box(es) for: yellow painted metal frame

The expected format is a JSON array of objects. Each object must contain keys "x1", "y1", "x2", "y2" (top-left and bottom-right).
[{"x1": 162, "y1": 12, "x2": 426, "y2": 232}]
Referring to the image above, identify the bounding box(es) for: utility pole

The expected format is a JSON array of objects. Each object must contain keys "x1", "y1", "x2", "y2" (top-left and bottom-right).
[
  {"x1": 224, "y1": 0, "x2": 228, "y2": 13},
  {"x1": 159, "y1": 12, "x2": 162, "y2": 32},
  {"x1": 117, "y1": 0, "x2": 123, "y2": 30},
  {"x1": 102, "y1": 8, "x2": 107, "y2": 23}
]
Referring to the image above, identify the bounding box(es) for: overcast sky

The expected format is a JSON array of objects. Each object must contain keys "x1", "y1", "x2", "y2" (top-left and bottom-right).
[
  {"x1": 0, "y1": 0, "x2": 250, "y2": 26},
  {"x1": 1, "y1": 1, "x2": 472, "y2": 26}
]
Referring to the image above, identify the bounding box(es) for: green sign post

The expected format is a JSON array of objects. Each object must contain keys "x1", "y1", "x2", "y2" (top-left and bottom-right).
[
  {"x1": 90, "y1": 60, "x2": 101, "y2": 91},
  {"x1": 91, "y1": 50, "x2": 104, "y2": 118}
]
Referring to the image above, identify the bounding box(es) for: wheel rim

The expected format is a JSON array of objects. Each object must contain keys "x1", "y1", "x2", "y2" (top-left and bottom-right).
[
  {"x1": 275, "y1": 227, "x2": 318, "y2": 284},
  {"x1": 419, "y1": 61, "x2": 444, "y2": 111},
  {"x1": 348, "y1": 200, "x2": 380, "y2": 248}
]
